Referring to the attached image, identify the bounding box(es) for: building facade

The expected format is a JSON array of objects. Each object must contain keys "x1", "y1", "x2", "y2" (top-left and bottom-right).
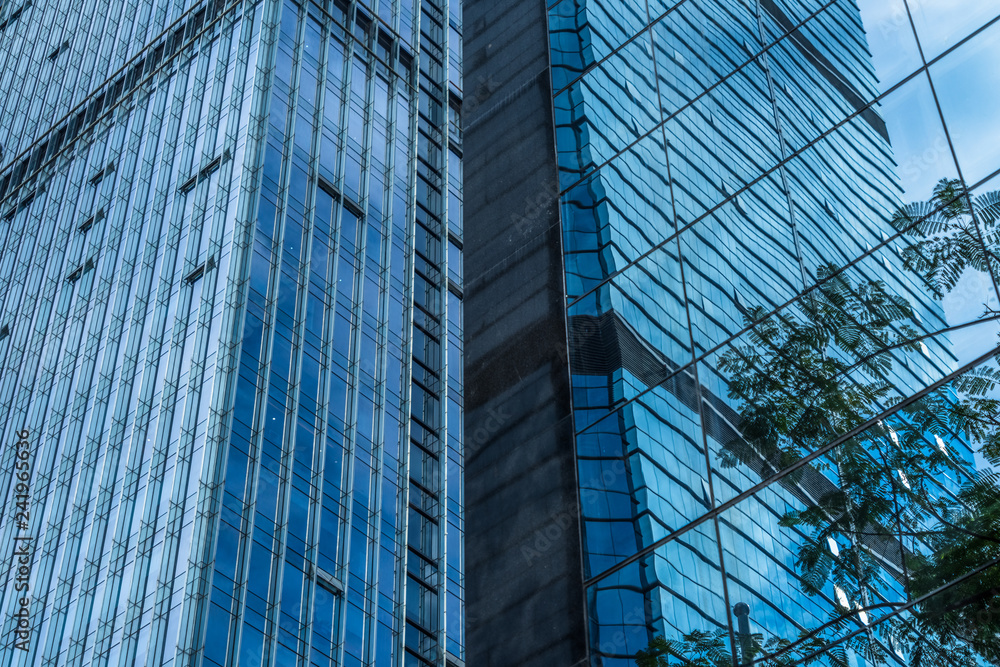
[
  {"x1": 0, "y1": 0, "x2": 464, "y2": 664},
  {"x1": 466, "y1": 0, "x2": 997, "y2": 665}
]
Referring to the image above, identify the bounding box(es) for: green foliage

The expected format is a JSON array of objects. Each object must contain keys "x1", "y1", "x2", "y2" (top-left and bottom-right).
[
  {"x1": 638, "y1": 183, "x2": 1000, "y2": 667},
  {"x1": 890, "y1": 179, "x2": 1000, "y2": 299},
  {"x1": 717, "y1": 263, "x2": 920, "y2": 475},
  {"x1": 635, "y1": 629, "x2": 849, "y2": 667},
  {"x1": 905, "y1": 471, "x2": 1000, "y2": 665},
  {"x1": 635, "y1": 630, "x2": 732, "y2": 667}
]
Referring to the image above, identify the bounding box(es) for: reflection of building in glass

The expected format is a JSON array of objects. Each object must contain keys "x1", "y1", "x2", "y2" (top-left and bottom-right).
[
  {"x1": 465, "y1": 1, "x2": 981, "y2": 666},
  {"x1": 0, "y1": 0, "x2": 463, "y2": 663}
]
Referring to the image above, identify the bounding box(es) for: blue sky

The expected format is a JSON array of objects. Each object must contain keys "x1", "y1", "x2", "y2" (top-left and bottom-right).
[{"x1": 859, "y1": 0, "x2": 1000, "y2": 367}]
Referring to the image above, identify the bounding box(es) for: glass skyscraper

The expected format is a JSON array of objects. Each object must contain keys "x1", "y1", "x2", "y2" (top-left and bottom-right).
[
  {"x1": 0, "y1": 0, "x2": 463, "y2": 664},
  {"x1": 4, "y1": 0, "x2": 1000, "y2": 664},
  {"x1": 465, "y1": 0, "x2": 1000, "y2": 666}
]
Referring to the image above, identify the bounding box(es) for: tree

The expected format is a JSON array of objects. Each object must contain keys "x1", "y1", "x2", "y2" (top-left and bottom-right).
[
  {"x1": 635, "y1": 629, "x2": 847, "y2": 667},
  {"x1": 890, "y1": 178, "x2": 1000, "y2": 302},
  {"x1": 638, "y1": 180, "x2": 1000, "y2": 667}
]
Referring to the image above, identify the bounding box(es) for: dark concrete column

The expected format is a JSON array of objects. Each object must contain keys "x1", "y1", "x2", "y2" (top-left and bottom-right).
[{"x1": 462, "y1": 0, "x2": 589, "y2": 663}]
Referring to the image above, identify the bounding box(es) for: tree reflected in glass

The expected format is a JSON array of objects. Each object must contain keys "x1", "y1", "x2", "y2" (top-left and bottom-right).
[{"x1": 639, "y1": 181, "x2": 1000, "y2": 667}]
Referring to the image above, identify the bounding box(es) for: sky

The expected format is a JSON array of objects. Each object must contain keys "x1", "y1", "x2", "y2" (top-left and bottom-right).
[{"x1": 857, "y1": 0, "x2": 1000, "y2": 368}]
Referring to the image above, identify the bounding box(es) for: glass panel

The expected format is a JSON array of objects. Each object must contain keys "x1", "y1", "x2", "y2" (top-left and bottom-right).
[
  {"x1": 856, "y1": 0, "x2": 925, "y2": 93},
  {"x1": 944, "y1": 172, "x2": 1000, "y2": 367},
  {"x1": 548, "y1": 0, "x2": 651, "y2": 92},
  {"x1": 554, "y1": 30, "x2": 661, "y2": 191},
  {"x1": 907, "y1": 0, "x2": 1000, "y2": 61},
  {"x1": 586, "y1": 523, "x2": 731, "y2": 667},
  {"x1": 569, "y1": 258, "x2": 707, "y2": 570},
  {"x1": 712, "y1": 347, "x2": 1000, "y2": 666},
  {"x1": 561, "y1": 130, "x2": 674, "y2": 298},
  {"x1": 679, "y1": 171, "x2": 800, "y2": 358},
  {"x1": 928, "y1": 17, "x2": 1000, "y2": 186},
  {"x1": 567, "y1": 242, "x2": 691, "y2": 391},
  {"x1": 698, "y1": 249, "x2": 997, "y2": 492},
  {"x1": 660, "y1": 61, "x2": 782, "y2": 232},
  {"x1": 651, "y1": 0, "x2": 764, "y2": 118}
]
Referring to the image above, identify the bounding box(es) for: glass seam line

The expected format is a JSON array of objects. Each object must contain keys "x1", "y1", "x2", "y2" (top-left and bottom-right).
[
  {"x1": 563, "y1": 164, "x2": 1000, "y2": 447},
  {"x1": 647, "y1": 6, "x2": 742, "y2": 664},
  {"x1": 581, "y1": 342, "x2": 1000, "y2": 588},
  {"x1": 647, "y1": 14, "x2": 742, "y2": 661},
  {"x1": 753, "y1": 0, "x2": 811, "y2": 294}
]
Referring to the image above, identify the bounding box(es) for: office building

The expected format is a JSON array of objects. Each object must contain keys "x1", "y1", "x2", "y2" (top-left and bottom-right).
[
  {"x1": 465, "y1": 0, "x2": 1000, "y2": 665},
  {"x1": 0, "y1": 0, "x2": 463, "y2": 663}
]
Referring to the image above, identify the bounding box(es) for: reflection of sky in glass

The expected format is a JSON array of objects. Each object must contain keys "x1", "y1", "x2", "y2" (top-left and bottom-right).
[
  {"x1": 930, "y1": 18, "x2": 1000, "y2": 366},
  {"x1": 857, "y1": 0, "x2": 1000, "y2": 369},
  {"x1": 876, "y1": 74, "x2": 957, "y2": 200},
  {"x1": 931, "y1": 18, "x2": 1000, "y2": 185},
  {"x1": 944, "y1": 273, "x2": 1000, "y2": 367},
  {"x1": 856, "y1": 0, "x2": 923, "y2": 92},
  {"x1": 951, "y1": 173, "x2": 1000, "y2": 367},
  {"x1": 907, "y1": 0, "x2": 1000, "y2": 60}
]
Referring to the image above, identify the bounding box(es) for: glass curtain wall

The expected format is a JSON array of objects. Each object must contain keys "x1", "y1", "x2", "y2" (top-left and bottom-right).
[
  {"x1": 548, "y1": 0, "x2": 1000, "y2": 665},
  {"x1": 0, "y1": 0, "x2": 257, "y2": 664},
  {"x1": 194, "y1": 0, "x2": 463, "y2": 663},
  {"x1": 0, "y1": 0, "x2": 462, "y2": 662}
]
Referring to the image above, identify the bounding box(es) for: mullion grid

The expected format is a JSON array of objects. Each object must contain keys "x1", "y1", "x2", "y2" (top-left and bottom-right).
[
  {"x1": 553, "y1": 1, "x2": 1000, "y2": 665},
  {"x1": 0, "y1": 8, "x2": 242, "y2": 664},
  {"x1": 558, "y1": 49, "x2": 1000, "y2": 438},
  {"x1": 557, "y1": 7, "x2": 1000, "y2": 315}
]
